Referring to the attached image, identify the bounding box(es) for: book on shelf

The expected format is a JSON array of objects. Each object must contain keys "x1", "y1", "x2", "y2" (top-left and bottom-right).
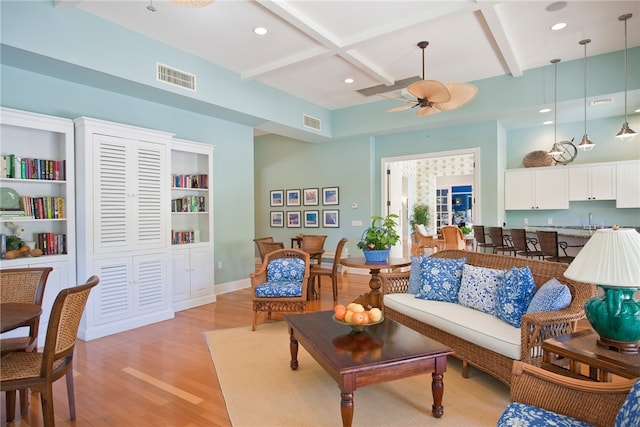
[{"x1": 2, "y1": 154, "x2": 65, "y2": 180}]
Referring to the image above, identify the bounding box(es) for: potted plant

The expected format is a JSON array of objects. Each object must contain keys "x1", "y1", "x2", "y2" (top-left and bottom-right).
[
  {"x1": 357, "y1": 214, "x2": 400, "y2": 262},
  {"x1": 460, "y1": 225, "x2": 473, "y2": 237},
  {"x1": 409, "y1": 203, "x2": 430, "y2": 232}
]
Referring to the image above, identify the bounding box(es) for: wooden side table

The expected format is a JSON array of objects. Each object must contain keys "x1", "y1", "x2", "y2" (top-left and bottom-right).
[{"x1": 542, "y1": 329, "x2": 640, "y2": 381}]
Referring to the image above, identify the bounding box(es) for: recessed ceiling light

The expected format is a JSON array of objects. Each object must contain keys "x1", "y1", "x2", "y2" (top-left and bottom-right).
[
  {"x1": 635, "y1": 108, "x2": 640, "y2": 113},
  {"x1": 551, "y1": 22, "x2": 567, "y2": 31},
  {"x1": 539, "y1": 108, "x2": 551, "y2": 113},
  {"x1": 543, "y1": 120, "x2": 553, "y2": 125},
  {"x1": 253, "y1": 27, "x2": 268, "y2": 36},
  {"x1": 344, "y1": 78, "x2": 354, "y2": 84}
]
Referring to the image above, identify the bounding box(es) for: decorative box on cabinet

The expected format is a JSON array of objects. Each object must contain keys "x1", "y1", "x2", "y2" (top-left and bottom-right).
[
  {"x1": 0, "y1": 107, "x2": 77, "y2": 347},
  {"x1": 568, "y1": 164, "x2": 616, "y2": 201},
  {"x1": 505, "y1": 167, "x2": 569, "y2": 210},
  {"x1": 170, "y1": 138, "x2": 215, "y2": 310},
  {"x1": 74, "y1": 117, "x2": 174, "y2": 340},
  {"x1": 616, "y1": 160, "x2": 640, "y2": 208}
]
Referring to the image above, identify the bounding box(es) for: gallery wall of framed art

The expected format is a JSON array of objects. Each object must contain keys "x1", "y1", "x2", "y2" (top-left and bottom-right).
[{"x1": 269, "y1": 186, "x2": 340, "y2": 228}]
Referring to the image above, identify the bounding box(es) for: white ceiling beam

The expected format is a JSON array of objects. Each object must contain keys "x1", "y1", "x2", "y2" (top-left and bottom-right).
[{"x1": 478, "y1": 2, "x2": 523, "y2": 77}]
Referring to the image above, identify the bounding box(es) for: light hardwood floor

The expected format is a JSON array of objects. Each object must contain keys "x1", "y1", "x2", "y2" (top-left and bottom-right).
[{"x1": 1, "y1": 268, "x2": 374, "y2": 426}]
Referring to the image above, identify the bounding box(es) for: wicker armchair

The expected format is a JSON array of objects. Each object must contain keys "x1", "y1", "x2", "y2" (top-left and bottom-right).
[
  {"x1": 440, "y1": 225, "x2": 466, "y2": 250},
  {"x1": 1, "y1": 276, "x2": 99, "y2": 424},
  {"x1": 301, "y1": 234, "x2": 327, "y2": 265},
  {"x1": 250, "y1": 248, "x2": 310, "y2": 331},
  {"x1": 498, "y1": 361, "x2": 638, "y2": 427},
  {"x1": 253, "y1": 237, "x2": 274, "y2": 262},
  {"x1": 412, "y1": 224, "x2": 438, "y2": 256}
]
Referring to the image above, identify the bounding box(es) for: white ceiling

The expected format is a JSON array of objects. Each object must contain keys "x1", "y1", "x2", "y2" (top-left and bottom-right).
[{"x1": 63, "y1": 0, "x2": 639, "y2": 125}]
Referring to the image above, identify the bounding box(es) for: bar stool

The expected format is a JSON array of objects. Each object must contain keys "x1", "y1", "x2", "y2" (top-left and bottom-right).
[
  {"x1": 473, "y1": 225, "x2": 495, "y2": 253},
  {"x1": 510, "y1": 228, "x2": 544, "y2": 259},
  {"x1": 488, "y1": 227, "x2": 516, "y2": 256},
  {"x1": 536, "y1": 230, "x2": 575, "y2": 263}
]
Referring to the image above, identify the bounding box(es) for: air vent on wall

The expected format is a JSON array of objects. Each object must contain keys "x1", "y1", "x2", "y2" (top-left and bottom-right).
[
  {"x1": 303, "y1": 114, "x2": 321, "y2": 131},
  {"x1": 590, "y1": 98, "x2": 613, "y2": 106},
  {"x1": 157, "y1": 63, "x2": 196, "y2": 91}
]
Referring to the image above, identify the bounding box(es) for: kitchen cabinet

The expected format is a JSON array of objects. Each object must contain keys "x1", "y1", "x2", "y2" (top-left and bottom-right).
[
  {"x1": 569, "y1": 164, "x2": 616, "y2": 201},
  {"x1": 505, "y1": 168, "x2": 569, "y2": 210}
]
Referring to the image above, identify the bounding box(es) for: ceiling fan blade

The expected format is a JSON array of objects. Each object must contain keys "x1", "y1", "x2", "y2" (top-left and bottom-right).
[
  {"x1": 415, "y1": 106, "x2": 441, "y2": 116},
  {"x1": 387, "y1": 104, "x2": 417, "y2": 112},
  {"x1": 407, "y1": 80, "x2": 451, "y2": 103},
  {"x1": 377, "y1": 93, "x2": 416, "y2": 104},
  {"x1": 433, "y1": 83, "x2": 478, "y2": 111}
]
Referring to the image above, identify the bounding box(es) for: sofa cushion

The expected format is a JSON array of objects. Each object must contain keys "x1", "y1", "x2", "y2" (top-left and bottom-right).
[
  {"x1": 526, "y1": 278, "x2": 572, "y2": 314},
  {"x1": 495, "y1": 266, "x2": 537, "y2": 328},
  {"x1": 415, "y1": 256, "x2": 466, "y2": 303},
  {"x1": 407, "y1": 255, "x2": 423, "y2": 294},
  {"x1": 267, "y1": 258, "x2": 305, "y2": 282},
  {"x1": 615, "y1": 378, "x2": 640, "y2": 427},
  {"x1": 384, "y1": 293, "x2": 521, "y2": 360},
  {"x1": 497, "y1": 402, "x2": 592, "y2": 427},
  {"x1": 458, "y1": 264, "x2": 505, "y2": 315}
]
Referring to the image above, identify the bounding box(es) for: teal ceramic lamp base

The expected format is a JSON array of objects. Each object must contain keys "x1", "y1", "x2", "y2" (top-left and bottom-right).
[{"x1": 585, "y1": 285, "x2": 640, "y2": 354}]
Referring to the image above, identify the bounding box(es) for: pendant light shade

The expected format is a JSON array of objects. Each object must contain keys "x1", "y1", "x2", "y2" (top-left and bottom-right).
[
  {"x1": 578, "y1": 39, "x2": 595, "y2": 151},
  {"x1": 548, "y1": 59, "x2": 563, "y2": 155},
  {"x1": 616, "y1": 13, "x2": 637, "y2": 142}
]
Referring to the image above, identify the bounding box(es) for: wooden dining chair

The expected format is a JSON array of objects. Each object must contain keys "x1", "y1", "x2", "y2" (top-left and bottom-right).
[
  {"x1": 1, "y1": 275, "x2": 99, "y2": 425},
  {"x1": 253, "y1": 237, "x2": 274, "y2": 262},
  {"x1": 1, "y1": 267, "x2": 53, "y2": 420},
  {"x1": 308, "y1": 238, "x2": 348, "y2": 301},
  {"x1": 301, "y1": 234, "x2": 327, "y2": 266}
]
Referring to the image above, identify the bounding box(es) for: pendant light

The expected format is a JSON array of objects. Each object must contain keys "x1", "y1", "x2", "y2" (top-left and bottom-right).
[
  {"x1": 615, "y1": 13, "x2": 637, "y2": 142},
  {"x1": 548, "y1": 59, "x2": 563, "y2": 155},
  {"x1": 577, "y1": 39, "x2": 595, "y2": 151}
]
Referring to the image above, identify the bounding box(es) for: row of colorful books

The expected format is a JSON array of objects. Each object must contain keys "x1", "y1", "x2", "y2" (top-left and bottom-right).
[
  {"x1": 1, "y1": 154, "x2": 66, "y2": 181},
  {"x1": 0, "y1": 233, "x2": 67, "y2": 258},
  {"x1": 171, "y1": 230, "x2": 201, "y2": 245},
  {"x1": 171, "y1": 196, "x2": 206, "y2": 213},
  {"x1": 171, "y1": 174, "x2": 208, "y2": 189},
  {"x1": 20, "y1": 196, "x2": 65, "y2": 219}
]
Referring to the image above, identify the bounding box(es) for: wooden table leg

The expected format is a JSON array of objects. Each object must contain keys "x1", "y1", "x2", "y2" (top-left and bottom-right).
[
  {"x1": 431, "y1": 371, "x2": 444, "y2": 418},
  {"x1": 351, "y1": 269, "x2": 383, "y2": 309},
  {"x1": 340, "y1": 392, "x2": 354, "y2": 427},
  {"x1": 289, "y1": 328, "x2": 299, "y2": 370}
]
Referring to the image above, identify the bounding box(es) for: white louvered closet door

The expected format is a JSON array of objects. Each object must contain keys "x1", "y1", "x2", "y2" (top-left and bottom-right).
[{"x1": 93, "y1": 134, "x2": 167, "y2": 253}]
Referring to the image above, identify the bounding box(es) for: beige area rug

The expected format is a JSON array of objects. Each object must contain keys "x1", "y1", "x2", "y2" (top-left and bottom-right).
[{"x1": 206, "y1": 321, "x2": 510, "y2": 427}]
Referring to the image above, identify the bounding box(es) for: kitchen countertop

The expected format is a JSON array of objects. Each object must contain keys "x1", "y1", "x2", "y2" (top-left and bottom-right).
[{"x1": 507, "y1": 226, "x2": 640, "y2": 239}]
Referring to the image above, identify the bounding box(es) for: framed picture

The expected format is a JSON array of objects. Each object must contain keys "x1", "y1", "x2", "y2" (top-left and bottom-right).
[
  {"x1": 287, "y1": 211, "x2": 301, "y2": 228},
  {"x1": 270, "y1": 211, "x2": 284, "y2": 227},
  {"x1": 322, "y1": 209, "x2": 339, "y2": 228},
  {"x1": 303, "y1": 210, "x2": 319, "y2": 228},
  {"x1": 322, "y1": 187, "x2": 339, "y2": 205},
  {"x1": 303, "y1": 188, "x2": 319, "y2": 206},
  {"x1": 286, "y1": 189, "x2": 301, "y2": 206},
  {"x1": 270, "y1": 190, "x2": 284, "y2": 207}
]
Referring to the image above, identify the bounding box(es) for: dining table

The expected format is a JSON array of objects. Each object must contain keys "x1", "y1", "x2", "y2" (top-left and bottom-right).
[
  {"x1": 340, "y1": 257, "x2": 411, "y2": 309},
  {"x1": 0, "y1": 303, "x2": 42, "y2": 333}
]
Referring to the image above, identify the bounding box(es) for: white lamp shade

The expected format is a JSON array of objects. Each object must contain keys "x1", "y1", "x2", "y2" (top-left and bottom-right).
[{"x1": 564, "y1": 228, "x2": 640, "y2": 287}]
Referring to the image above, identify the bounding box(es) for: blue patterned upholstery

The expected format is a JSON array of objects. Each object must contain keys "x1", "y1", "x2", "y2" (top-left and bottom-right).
[
  {"x1": 415, "y1": 256, "x2": 466, "y2": 302},
  {"x1": 497, "y1": 402, "x2": 592, "y2": 427},
  {"x1": 495, "y1": 266, "x2": 536, "y2": 328},
  {"x1": 615, "y1": 379, "x2": 640, "y2": 427},
  {"x1": 255, "y1": 258, "x2": 306, "y2": 298},
  {"x1": 457, "y1": 264, "x2": 505, "y2": 314}
]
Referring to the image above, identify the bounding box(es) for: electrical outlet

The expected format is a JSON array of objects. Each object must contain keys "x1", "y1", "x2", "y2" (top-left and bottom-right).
[
  {"x1": 547, "y1": 218, "x2": 553, "y2": 225},
  {"x1": 217, "y1": 261, "x2": 222, "y2": 269},
  {"x1": 523, "y1": 218, "x2": 528, "y2": 225}
]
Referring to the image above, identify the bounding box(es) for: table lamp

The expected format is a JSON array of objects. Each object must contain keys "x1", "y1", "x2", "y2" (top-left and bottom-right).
[{"x1": 563, "y1": 227, "x2": 640, "y2": 354}]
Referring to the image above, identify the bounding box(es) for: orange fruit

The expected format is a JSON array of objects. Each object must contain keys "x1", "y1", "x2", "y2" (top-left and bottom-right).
[
  {"x1": 334, "y1": 305, "x2": 347, "y2": 321},
  {"x1": 351, "y1": 312, "x2": 366, "y2": 325}
]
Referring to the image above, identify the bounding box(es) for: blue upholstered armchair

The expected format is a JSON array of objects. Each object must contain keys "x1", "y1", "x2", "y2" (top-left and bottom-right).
[
  {"x1": 497, "y1": 361, "x2": 639, "y2": 427},
  {"x1": 250, "y1": 248, "x2": 310, "y2": 330}
]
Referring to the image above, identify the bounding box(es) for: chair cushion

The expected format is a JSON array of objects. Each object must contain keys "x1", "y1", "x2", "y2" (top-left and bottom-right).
[
  {"x1": 255, "y1": 281, "x2": 303, "y2": 298},
  {"x1": 415, "y1": 256, "x2": 466, "y2": 303},
  {"x1": 417, "y1": 224, "x2": 428, "y2": 235},
  {"x1": 495, "y1": 266, "x2": 536, "y2": 328},
  {"x1": 458, "y1": 264, "x2": 505, "y2": 315},
  {"x1": 497, "y1": 402, "x2": 592, "y2": 427},
  {"x1": 526, "y1": 278, "x2": 572, "y2": 314},
  {"x1": 615, "y1": 378, "x2": 640, "y2": 427},
  {"x1": 267, "y1": 258, "x2": 305, "y2": 282}
]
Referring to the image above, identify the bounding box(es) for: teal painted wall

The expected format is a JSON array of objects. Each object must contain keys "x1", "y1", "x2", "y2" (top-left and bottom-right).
[{"x1": 1, "y1": 64, "x2": 256, "y2": 285}]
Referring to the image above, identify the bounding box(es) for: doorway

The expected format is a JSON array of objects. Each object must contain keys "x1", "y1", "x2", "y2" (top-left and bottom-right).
[{"x1": 382, "y1": 148, "x2": 480, "y2": 258}]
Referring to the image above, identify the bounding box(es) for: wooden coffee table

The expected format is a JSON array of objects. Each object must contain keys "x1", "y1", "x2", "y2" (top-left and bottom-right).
[{"x1": 284, "y1": 311, "x2": 453, "y2": 427}]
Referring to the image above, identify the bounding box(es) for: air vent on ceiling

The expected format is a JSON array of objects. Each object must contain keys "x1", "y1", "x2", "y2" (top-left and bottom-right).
[
  {"x1": 356, "y1": 76, "x2": 422, "y2": 97},
  {"x1": 590, "y1": 98, "x2": 613, "y2": 106},
  {"x1": 157, "y1": 63, "x2": 196, "y2": 91},
  {"x1": 303, "y1": 115, "x2": 321, "y2": 131}
]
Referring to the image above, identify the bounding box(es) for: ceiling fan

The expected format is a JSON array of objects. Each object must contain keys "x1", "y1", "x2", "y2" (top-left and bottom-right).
[{"x1": 381, "y1": 41, "x2": 478, "y2": 116}]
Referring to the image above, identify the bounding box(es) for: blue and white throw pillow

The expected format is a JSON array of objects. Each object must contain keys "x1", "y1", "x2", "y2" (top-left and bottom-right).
[
  {"x1": 407, "y1": 255, "x2": 424, "y2": 294},
  {"x1": 497, "y1": 402, "x2": 592, "y2": 427},
  {"x1": 495, "y1": 266, "x2": 537, "y2": 328},
  {"x1": 415, "y1": 257, "x2": 466, "y2": 302},
  {"x1": 615, "y1": 378, "x2": 640, "y2": 427},
  {"x1": 526, "y1": 278, "x2": 572, "y2": 314},
  {"x1": 457, "y1": 264, "x2": 506, "y2": 315}
]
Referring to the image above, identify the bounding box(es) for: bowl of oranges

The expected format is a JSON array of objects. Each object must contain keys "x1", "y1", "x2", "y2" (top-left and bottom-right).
[{"x1": 333, "y1": 303, "x2": 384, "y2": 332}]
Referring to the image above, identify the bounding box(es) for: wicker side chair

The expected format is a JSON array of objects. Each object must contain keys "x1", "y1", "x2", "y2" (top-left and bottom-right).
[
  {"x1": 1, "y1": 275, "x2": 99, "y2": 425},
  {"x1": 301, "y1": 234, "x2": 327, "y2": 266},
  {"x1": 250, "y1": 249, "x2": 310, "y2": 331},
  {"x1": 497, "y1": 361, "x2": 638, "y2": 427},
  {"x1": 308, "y1": 238, "x2": 348, "y2": 301},
  {"x1": 510, "y1": 228, "x2": 544, "y2": 259},
  {"x1": 440, "y1": 225, "x2": 466, "y2": 250},
  {"x1": 253, "y1": 237, "x2": 274, "y2": 262},
  {"x1": 537, "y1": 230, "x2": 575, "y2": 263}
]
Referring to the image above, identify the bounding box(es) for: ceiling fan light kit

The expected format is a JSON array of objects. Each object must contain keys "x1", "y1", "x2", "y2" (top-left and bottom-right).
[
  {"x1": 577, "y1": 39, "x2": 595, "y2": 152},
  {"x1": 384, "y1": 41, "x2": 478, "y2": 116},
  {"x1": 615, "y1": 13, "x2": 637, "y2": 142}
]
